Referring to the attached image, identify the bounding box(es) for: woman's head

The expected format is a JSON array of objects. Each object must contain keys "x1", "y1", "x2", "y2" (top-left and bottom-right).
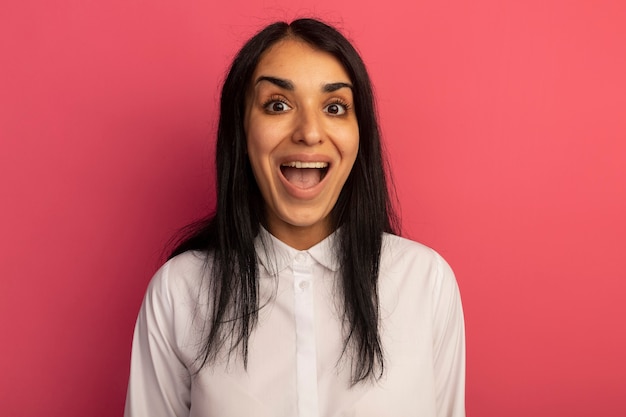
[
  {"x1": 215, "y1": 18, "x2": 392, "y2": 247},
  {"x1": 175, "y1": 19, "x2": 397, "y2": 383},
  {"x1": 244, "y1": 38, "x2": 359, "y2": 249}
]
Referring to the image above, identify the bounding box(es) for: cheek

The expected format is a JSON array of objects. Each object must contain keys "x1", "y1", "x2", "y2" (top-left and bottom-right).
[
  {"x1": 246, "y1": 135, "x2": 268, "y2": 170},
  {"x1": 339, "y1": 129, "x2": 360, "y2": 162},
  {"x1": 245, "y1": 128, "x2": 274, "y2": 189},
  {"x1": 245, "y1": 114, "x2": 275, "y2": 153},
  {"x1": 244, "y1": 119, "x2": 264, "y2": 159}
]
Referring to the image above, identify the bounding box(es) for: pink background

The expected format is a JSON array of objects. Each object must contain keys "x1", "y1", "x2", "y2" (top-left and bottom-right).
[{"x1": 1, "y1": 1, "x2": 625, "y2": 416}]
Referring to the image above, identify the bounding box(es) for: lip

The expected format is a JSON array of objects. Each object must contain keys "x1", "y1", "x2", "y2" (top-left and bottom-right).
[
  {"x1": 277, "y1": 153, "x2": 333, "y2": 165},
  {"x1": 277, "y1": 153, "x2": 333, "y2": 200}
]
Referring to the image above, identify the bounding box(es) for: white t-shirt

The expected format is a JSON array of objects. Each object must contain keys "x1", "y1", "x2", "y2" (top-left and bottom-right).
[{"x1": 125, "y1": 229, "x2": 466, "y2": 417}]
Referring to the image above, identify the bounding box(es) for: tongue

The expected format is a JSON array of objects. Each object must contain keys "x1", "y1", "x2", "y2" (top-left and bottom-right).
[{"x1": 282, "y1": 167, "x2": 322, "y2": 189}]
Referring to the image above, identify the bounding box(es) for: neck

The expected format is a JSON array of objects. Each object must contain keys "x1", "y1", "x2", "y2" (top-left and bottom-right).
[{"x1": 265, "y1": 221, "x2": 332, "y2": 250}]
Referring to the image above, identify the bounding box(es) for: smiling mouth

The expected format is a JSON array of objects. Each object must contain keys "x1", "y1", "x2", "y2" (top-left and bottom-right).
[{"x1": 280, "y1": 161, "x2": 329, "y2": 189}]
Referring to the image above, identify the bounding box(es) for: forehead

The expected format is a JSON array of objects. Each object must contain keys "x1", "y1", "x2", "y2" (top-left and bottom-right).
[{"x1": 252, "y1": 38, "x2": 351, "y2": 83}]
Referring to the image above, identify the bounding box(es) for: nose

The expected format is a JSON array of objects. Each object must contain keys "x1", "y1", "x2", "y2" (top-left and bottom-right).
[{"x1": 291, "y1": 105, "x2": 323, "y2": 146}]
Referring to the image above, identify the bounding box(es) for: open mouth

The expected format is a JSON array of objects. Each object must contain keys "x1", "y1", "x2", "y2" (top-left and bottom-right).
[{"x1": 280, "y1": 161, "x2": 329, "y2": 189}]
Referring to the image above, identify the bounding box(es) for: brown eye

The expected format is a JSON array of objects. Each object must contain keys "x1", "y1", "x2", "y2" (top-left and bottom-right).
[
  {"x1": 324, "y1": 102, "x2": 347, "y2": 115},
  {"x1": 264, "y1": 100, "x2": 292, "y2": 113}
]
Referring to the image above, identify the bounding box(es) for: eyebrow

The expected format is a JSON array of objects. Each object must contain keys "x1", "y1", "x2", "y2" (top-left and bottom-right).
[
  {"x1": 255, "y1": 76, "x2": 353, "y2": 93},
  {"x1": 256, "y1": 76, "x2": 294, "y2": 90},
  {"x1": 322, "y1": 82, "x2": 353, "y2": 93}
]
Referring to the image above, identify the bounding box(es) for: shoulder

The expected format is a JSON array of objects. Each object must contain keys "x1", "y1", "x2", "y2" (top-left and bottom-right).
[
  {"x1": 381, "y1": 233, "x2": 451, "y2": 270},
  {"x1": 380, "y1": 233, "x2": 457, "y2": 293},
  {"x1": 163, "y1": 250, "x2": 208, "y2": 279},
  {"x1": 129, "y1": 251, "x2": 210, "y2": 377},
  {"x1": 144, "y1": 250, "x2": 209, "y2": 307}
]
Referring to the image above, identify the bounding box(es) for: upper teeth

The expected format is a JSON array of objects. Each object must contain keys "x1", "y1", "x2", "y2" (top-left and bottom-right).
[{"x1": 281, "y1": 161, "x2": 328, "y2": 168}]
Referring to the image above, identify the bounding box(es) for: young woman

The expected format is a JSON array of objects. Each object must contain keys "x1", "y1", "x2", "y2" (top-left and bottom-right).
[{"x1": 125, "y1": 18, "x2": 465, "y2": 417}]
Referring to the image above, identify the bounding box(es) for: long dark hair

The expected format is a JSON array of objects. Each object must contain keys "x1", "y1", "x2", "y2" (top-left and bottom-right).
[{"x1": 171, "y1": 18, "x2": 399, "y2": 384}]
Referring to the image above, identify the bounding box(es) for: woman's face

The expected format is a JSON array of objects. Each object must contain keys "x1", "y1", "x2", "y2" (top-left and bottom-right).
[{"x1": 244, "y1": 38, "x2": 359, "y2": 249}]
